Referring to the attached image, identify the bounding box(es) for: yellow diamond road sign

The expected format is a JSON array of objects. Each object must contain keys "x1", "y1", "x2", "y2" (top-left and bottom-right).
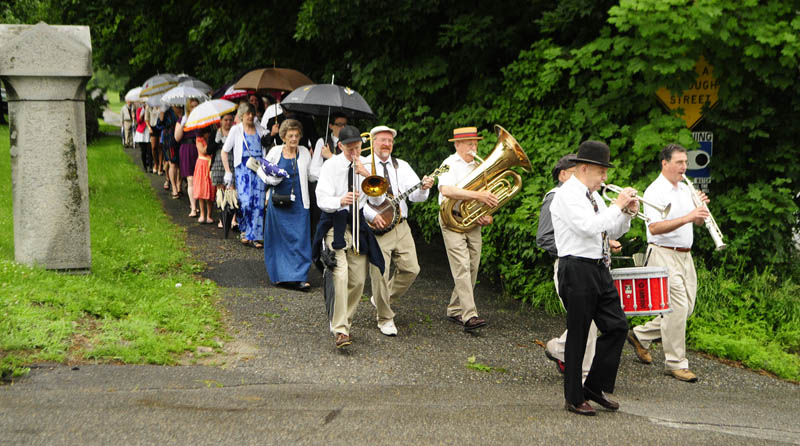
[{"x1": 656, "y1": 56, "x2": 719, "y2": 129}]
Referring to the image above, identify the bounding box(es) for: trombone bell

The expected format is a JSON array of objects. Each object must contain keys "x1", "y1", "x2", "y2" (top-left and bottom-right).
[{"x1": 357, "y1": 132, "x2": 389, "y2": 197}]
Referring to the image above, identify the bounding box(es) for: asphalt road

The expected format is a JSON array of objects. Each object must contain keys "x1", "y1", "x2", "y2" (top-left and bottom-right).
[{"x1": 1, "y1": 145, "x2": 798, "y2": 445}]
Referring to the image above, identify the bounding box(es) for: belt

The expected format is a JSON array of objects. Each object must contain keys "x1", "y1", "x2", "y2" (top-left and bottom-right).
[
  {"x1": 559, "y1": 255, "x2": 605, "y2": 266},
  {"x1": 651, "y1": 243, "x2": 691, "y2": 252}
]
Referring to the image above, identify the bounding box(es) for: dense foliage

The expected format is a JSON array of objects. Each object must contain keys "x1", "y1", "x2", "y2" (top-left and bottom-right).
[{"x1": 2, "y1": 0, "x2": 798, "y2": 378}]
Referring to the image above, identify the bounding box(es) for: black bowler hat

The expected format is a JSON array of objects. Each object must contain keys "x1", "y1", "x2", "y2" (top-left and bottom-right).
[
  {"x1": 338, "y1": 125, "x2": 362, "y2": 145},
  {"x1": 570, "y1": 140, "x2": 614, "y2": 168},
  {"x1": 552, "y1": 153, "x2": 577, "y2": 183}
]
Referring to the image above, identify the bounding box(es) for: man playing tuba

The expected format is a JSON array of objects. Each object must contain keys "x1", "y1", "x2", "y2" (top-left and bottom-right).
[{"x1": 437, "y1": 127, "x2": 499, "y2": 332}]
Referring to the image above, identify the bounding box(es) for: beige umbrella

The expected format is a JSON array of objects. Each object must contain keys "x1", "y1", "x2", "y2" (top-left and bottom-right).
[{"x1": 233, "y1": 68, "x2": 313, "y2": 94}]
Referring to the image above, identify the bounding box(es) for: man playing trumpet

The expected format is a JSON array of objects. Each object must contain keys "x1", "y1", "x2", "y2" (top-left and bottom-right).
[
  {"x1": 627, "y1": 144, "x2": 710, "y2": 383},
  {"x1": 550, "y1": 140, "x2": 638, "y2": 416}
]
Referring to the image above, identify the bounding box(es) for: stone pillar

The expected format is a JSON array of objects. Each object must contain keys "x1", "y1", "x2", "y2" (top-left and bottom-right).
[{"x1": 0, "y1": 23, "x2": 93, "y2": 271}]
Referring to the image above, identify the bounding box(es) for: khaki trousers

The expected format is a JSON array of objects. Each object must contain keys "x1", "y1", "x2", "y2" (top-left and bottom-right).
[
  {"x1": 439, "y1": 215, "x2": 482, "y2": 321},
  {"x1": 633, "y1": 245, "x2": 697, "y2": 370},
  {"x1": 546, "y1": 258, "x2": 597, "y2": 382},
  {"x1": 369, "y1": 220, "x2": 420, "y2": 323},
  {"x1": 326, "y1": 228, "x2": 369, "y2": 336},
  {"x1": 123, "y1": 122, "x2": 133, "y2": 146}
]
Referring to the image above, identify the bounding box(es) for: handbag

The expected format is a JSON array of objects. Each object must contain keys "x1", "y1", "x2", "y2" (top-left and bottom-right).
[
  {"x1": 270, "y1": 153, "x2": 297, "y2": 208},
  {"x1": 271, "y1": 191, "x2": 293, "y2": 208}
]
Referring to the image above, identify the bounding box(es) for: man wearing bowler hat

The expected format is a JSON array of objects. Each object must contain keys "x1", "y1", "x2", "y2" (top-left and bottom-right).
[
  {"x1": 437, "y1": 127, "x2": 499, "y2": 332},
  {"x1": 550, "y1": 140, "x2": 638, "y2": 416}
]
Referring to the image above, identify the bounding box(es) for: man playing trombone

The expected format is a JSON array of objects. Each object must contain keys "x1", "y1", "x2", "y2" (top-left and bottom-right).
[
  {"x1": 314, "y1": 125, "x2": 382, "y2": 349},
  {"x1": 627, "y1": 144, "x2": 710, "y2": 383},
  {"x1": 363, "y1": 125, "x2": 434, "y2": 337}
]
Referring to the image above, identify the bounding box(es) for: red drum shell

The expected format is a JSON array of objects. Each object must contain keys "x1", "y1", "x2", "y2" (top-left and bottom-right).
[{"x1": 611, "y1": 266, "x2": 671, "y2": 317}]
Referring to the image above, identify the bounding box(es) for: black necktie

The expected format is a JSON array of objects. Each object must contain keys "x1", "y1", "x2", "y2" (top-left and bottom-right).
[
  {"x1": 381, "y1": 161, "x2": 395, "y2": 196},
  {"x1": 586, "y1": 191, "x2": 611, "y2": 268},
  {"x1": 347, "y1": 163, "x2": 353, "y2": 192}
]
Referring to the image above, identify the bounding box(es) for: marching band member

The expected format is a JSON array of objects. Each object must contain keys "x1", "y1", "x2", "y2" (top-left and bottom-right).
[
  {"x1": 363, "y1": 125, "x2": 434, "y2": 336},
  {"x1": 309, "y1": 113, "x2": 349, "y2": 238},
  {"x1": 437, "y1": 127, "x2": 499, "y2": 332},
  {"x1": 313, "y1": 125, "x2": 384, "y2": 349},
  {"x1": 550, "y1": 141, "x2": 637, "y2": 416},
  {"x1": 539, "y1": 154, "x2": 624, "y2": 381},
  {"x1": 538, "y1": 154, "x2": 597, "y2": 381},
  {"x1": 627, "y1": 144, "x2": 710, "y2": 382}
]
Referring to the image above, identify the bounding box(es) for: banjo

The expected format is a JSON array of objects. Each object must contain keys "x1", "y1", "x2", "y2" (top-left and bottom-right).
[{"x1": 367, "y1": 165, "x2": 449, "y2": 235}]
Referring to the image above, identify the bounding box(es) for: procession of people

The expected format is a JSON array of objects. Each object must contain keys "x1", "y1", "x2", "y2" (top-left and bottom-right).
[{"x1": 122, "y1": 70, "x2": 722, "y2": 417}]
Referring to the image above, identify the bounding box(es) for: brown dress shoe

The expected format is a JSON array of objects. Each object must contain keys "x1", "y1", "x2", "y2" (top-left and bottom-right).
[
  {"x1": 627, "y1": 331, "x2": 653, "y2": 364},
  {"x1": 583, "y1": 387, "x2": 619, "y2": 411},
  {"x1": 447, "y1": 314, "x2": 463, "y2": 325},
  {"x1": 665, "y1": 368, "x2": 697, "y2": 382},
  {"x1": 463, "y1": 317, "x2": 487, "y2": 332},
  {"x1": 335, "y1": 333, "x2": 351, "y2": 349},
  {"x1": 565, "y1": 401, "x2": 596, "y2": 416}
]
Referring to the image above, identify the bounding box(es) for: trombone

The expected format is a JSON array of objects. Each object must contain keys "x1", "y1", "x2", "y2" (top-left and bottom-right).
[
  {"x1": 351, "y1": 132, "x2": 389, "y2": 253},
  {"x1": 601, "y1": 183, "x2": 671, "y2": 223}
]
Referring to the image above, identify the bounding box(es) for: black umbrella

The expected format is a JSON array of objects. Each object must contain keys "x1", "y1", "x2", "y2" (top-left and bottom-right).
[
  {"x1": 281, "y1": 84, "x2": 375, "y2": 120},
  {"x1": 217, "y1": 188, "x2": 239, "y2": 239},
  {"x1": 319, "y1": 244, "x2": 337, "y2": 321}
]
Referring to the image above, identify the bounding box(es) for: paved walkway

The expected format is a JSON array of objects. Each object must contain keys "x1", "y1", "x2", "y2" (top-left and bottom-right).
[{"x1": 1, "y1": 144, "x2": 798, "y2": 445}]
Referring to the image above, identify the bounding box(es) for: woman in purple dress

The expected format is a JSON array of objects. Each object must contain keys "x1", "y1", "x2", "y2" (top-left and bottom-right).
[{"x1": 175, "y1": 98, "x2": 201, "y2": 217}]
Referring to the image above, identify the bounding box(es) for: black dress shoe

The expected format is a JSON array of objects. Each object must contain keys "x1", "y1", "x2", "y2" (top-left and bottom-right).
[
  {"x1": 463, "y1": 317, "x2": 487, "y2": 332},
  {"x1": 565, "y1": 401, "x2": 596, "y2": 416},
  {"x1": 583, "y1": 387, "x2": 619, "y2": 411}
]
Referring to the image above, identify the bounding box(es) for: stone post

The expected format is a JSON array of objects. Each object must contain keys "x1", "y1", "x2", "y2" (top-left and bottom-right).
[{"x1": 0, "y1": 23, "x2": 93, "y2": 272}]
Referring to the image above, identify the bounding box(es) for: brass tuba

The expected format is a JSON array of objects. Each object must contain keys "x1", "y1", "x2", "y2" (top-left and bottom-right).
[{"x1": 440, "y1": 125, "x2": 532, "y2": 233}]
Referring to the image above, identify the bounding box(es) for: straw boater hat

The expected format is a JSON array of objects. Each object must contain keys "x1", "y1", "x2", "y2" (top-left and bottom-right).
[{"x1": 448, "y1": 126, "x2": 483, "y2": 142}]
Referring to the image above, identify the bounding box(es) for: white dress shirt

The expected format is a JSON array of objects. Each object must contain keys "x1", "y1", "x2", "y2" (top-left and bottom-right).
[
  {"x1": 437, "y1": 152, "x2": 477, "y2": 205},
  {"x1": 362, "y1": 157, "x2": 429, "y2": 222},
  {"x1": 311, "y1": 135, "x2": 339, "y2": 181},
  {"x1": 221, "y1": 122, "x2": 266, "y2": 167},
  {"x1": 315, "y1": 153, "x2": 369, "y2": 213},
  {"x1": 263, "y1": 145, "x2": 320, "y2": 209},
  {"x1": 550, "y1": 175, "x2": 631, "y2": 259},
  {"x1": 644, "y1": 173, "x2": 695, "y2": 248}
]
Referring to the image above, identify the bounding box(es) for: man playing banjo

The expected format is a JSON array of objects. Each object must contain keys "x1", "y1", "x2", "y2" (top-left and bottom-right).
[{"x1": 364, "y1": 125, "x2": 435, "y2": 337}]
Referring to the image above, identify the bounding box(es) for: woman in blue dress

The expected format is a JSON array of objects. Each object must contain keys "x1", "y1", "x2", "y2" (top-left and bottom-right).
[
  {"x1": 263, "y1": 119, "x2": 322, "y2": 290},
  {"x1": 221, "y1": 103, "x2": 266, "y2": 248}
]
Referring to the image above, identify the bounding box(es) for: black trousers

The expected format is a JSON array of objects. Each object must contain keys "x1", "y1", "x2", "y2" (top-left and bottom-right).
[
  {"x1": 558, "y1": 256, "x2": 628, "y2": 406},
  {"x1": 137, "y1": 142, "x2": 152, "y2": 170}
]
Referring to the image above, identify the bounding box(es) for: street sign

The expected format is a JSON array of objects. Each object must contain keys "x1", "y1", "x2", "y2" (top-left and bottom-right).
[
  {"x1": 656, "y1": 56, "x2": 719, "y2": 129},
  {"x1": 688, "y1": 131, "x2": 713, "y2": 193}
]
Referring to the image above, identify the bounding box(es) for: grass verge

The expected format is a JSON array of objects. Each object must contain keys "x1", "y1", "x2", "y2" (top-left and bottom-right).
[{"x1": 0, "y1": 123, "x2": 225, "y2": 379}]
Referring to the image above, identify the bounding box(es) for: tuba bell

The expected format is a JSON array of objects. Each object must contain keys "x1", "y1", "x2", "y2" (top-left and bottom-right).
[{"x1": 440, "y1": 125, "x2": 532, "y2": 233}]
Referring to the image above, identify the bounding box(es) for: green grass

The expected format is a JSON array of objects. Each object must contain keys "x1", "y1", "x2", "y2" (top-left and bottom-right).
[{"x1": 0, "y1": 123, "x2": 225, "y2": 378}]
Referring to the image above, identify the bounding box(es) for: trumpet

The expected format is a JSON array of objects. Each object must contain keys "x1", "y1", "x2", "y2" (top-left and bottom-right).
[
  {"x1": 601, "y1": 183, "x2": 671, "y2": 223},
  {"x1": 683, "y1": 174, "x2": 726, "y2": 251}
]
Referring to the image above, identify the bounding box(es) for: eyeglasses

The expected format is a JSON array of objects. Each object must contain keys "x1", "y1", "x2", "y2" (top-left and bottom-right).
[
  {"x1": 375, "y1": 138, "x2": 394, "y2": 144},
  {"x1": 332, "y1": 122, "x2": 347, "y2": 127}
]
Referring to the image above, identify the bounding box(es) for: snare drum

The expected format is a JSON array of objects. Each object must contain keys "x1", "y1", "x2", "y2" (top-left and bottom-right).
[{"x1": 611, "y1": 266, "x2": 671, "y2": 316}]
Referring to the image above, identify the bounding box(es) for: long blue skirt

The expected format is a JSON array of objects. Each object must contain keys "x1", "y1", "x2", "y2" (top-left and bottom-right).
[
  {"x1": 235, "y1": 161, "x2": 266, "y2": 242},
  {"x1": 264, "y1": 162, "x2": 311, "y2": 283}
]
